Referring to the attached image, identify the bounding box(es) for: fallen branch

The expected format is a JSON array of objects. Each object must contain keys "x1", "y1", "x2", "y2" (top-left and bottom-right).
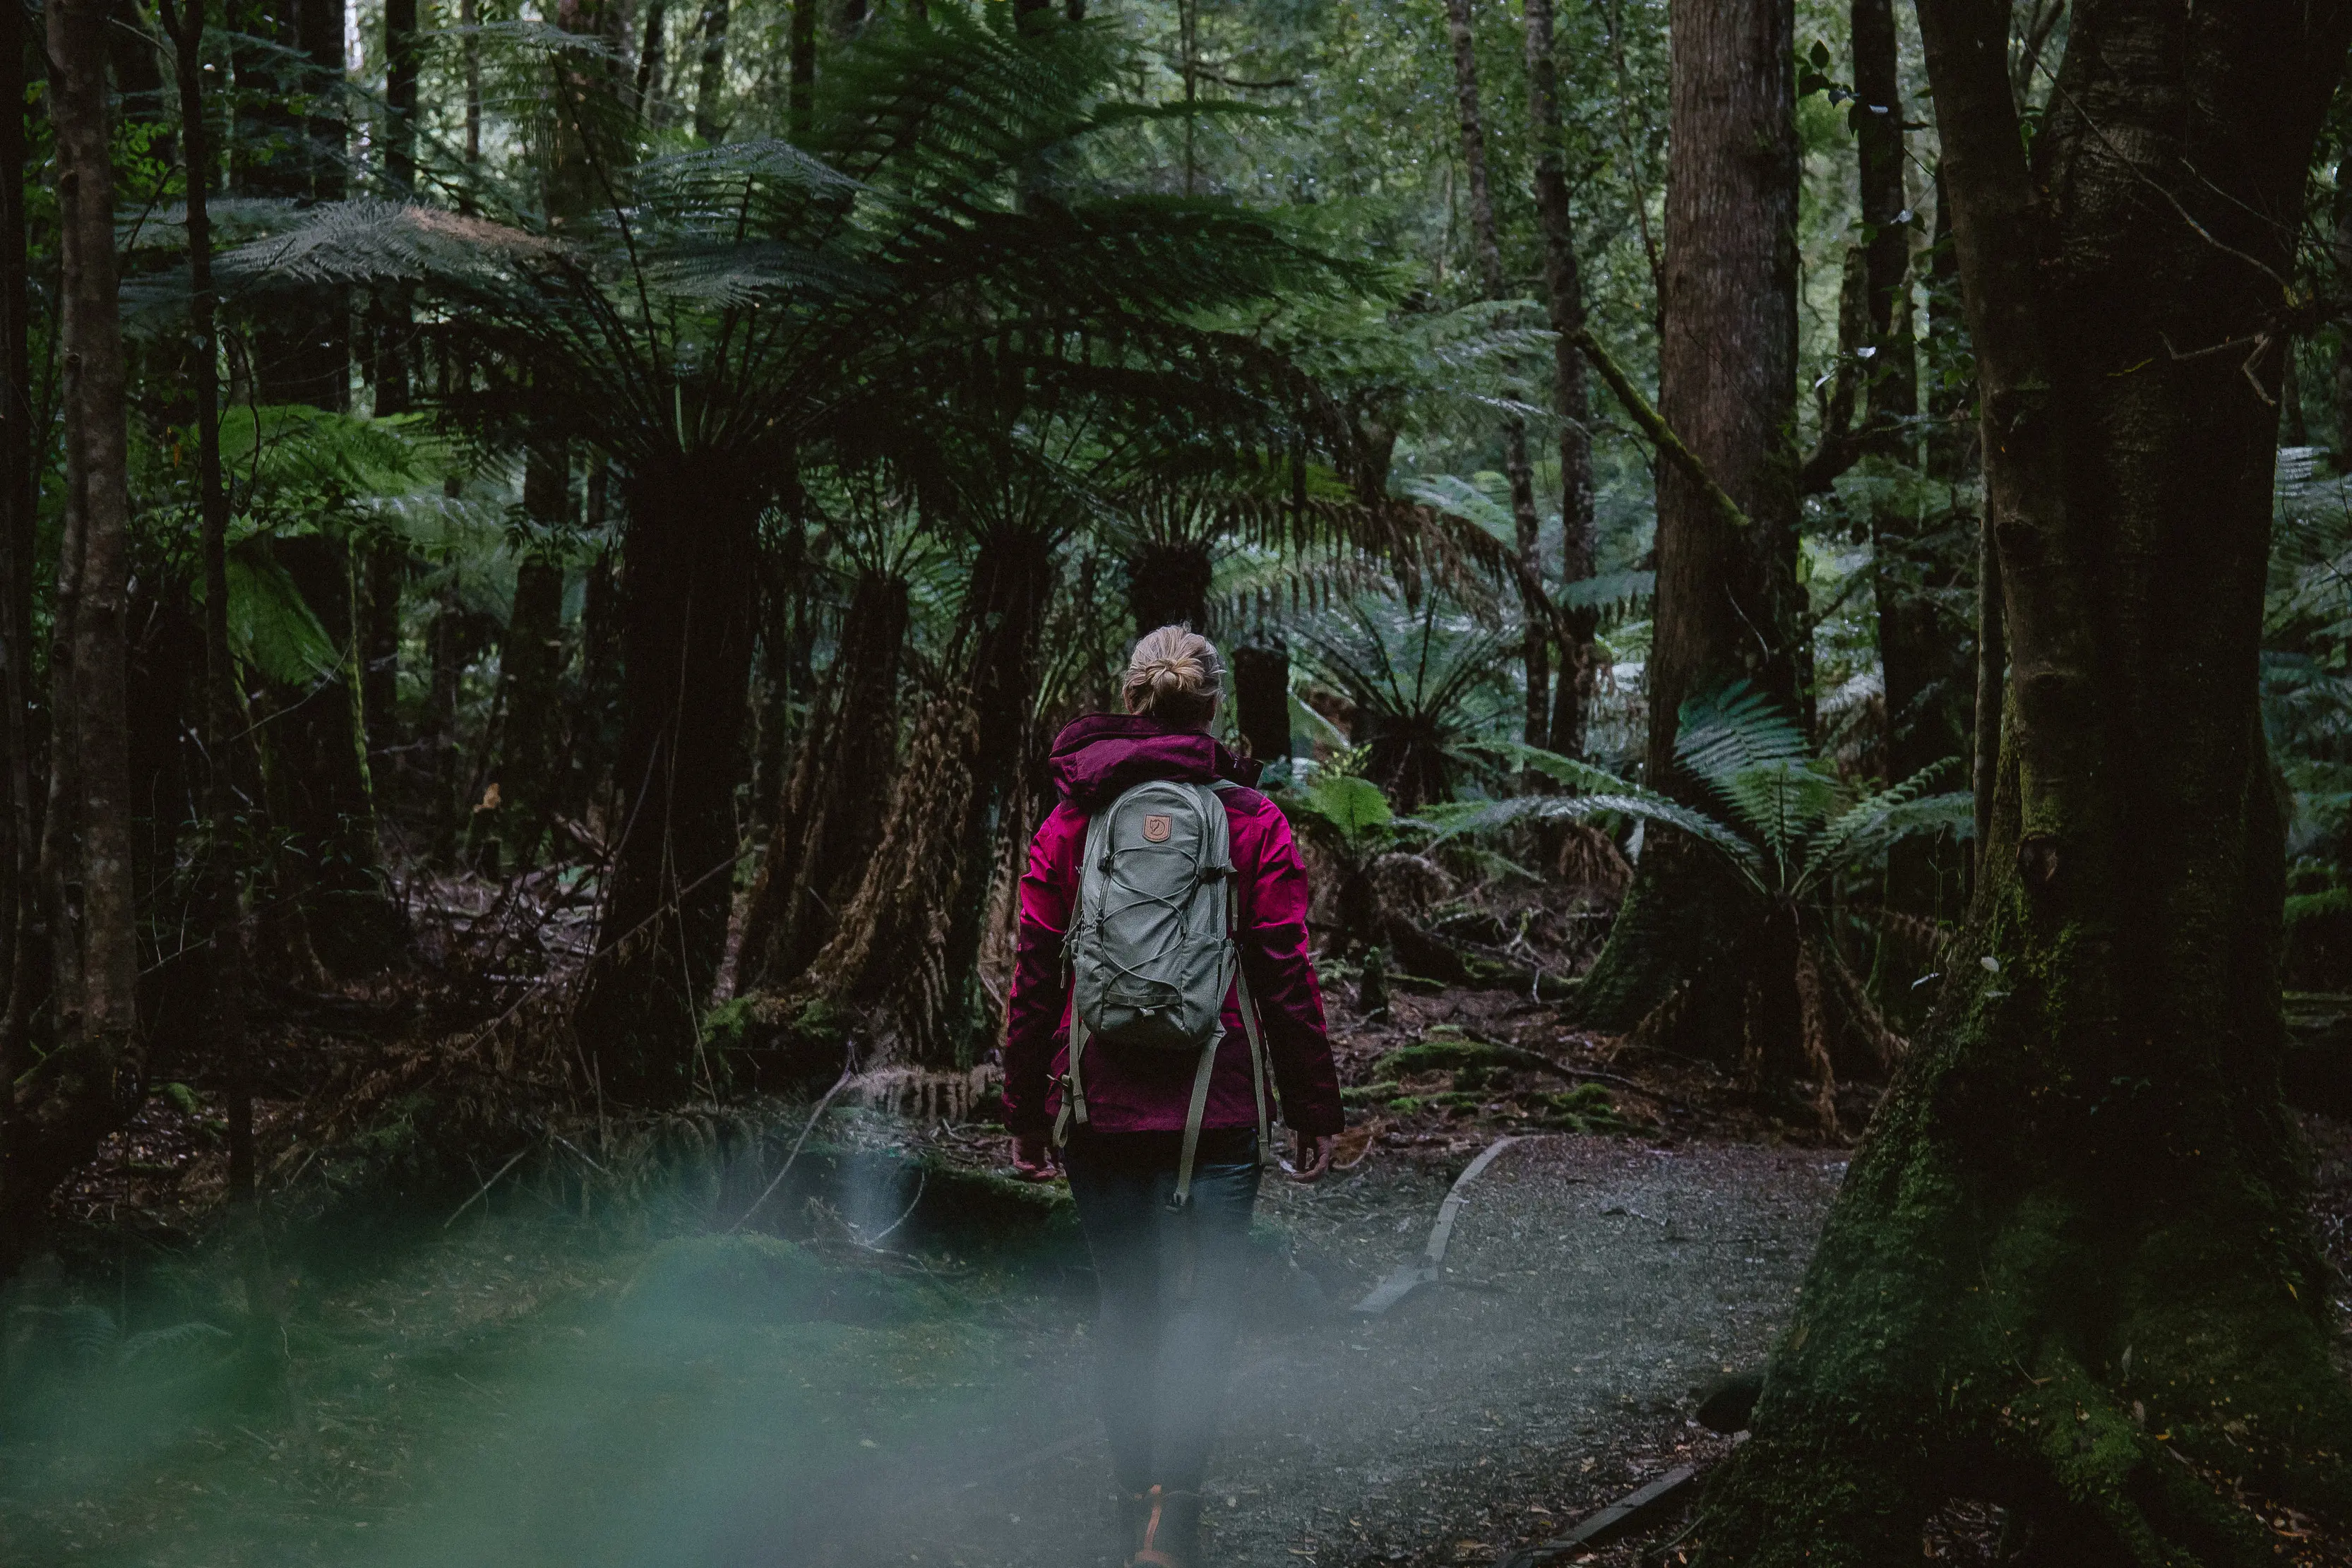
[
  {"x1": 1571, "y1": 328, "x2": 1752, "y2": 534},
  {"x1": 724, "y1": 1048, "x2": 859, "y2": 1234}
]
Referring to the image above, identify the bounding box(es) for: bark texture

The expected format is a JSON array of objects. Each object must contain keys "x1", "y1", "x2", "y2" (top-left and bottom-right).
[
  {"x1": 1853, "y1": 0, "x2": 1966, "y2": 917},
  {"x1": 164, "y1": 0, "x2": 256, "y2": 1203},
  {"x1": 793, "y1": 525, "x2": 1053, "y2": 1066},
  {"x1": 0, "y1": 0, "x2": 33, "y2": 1179},
  {"x1": 1522, "y1": 0, "x2": 1596, "y2": 759},
  {"x1": 734, "y1": 569, "x2": 909, "y2": 995},
  {"x1": 573, "y1": 464, "x2": 761, "y2": 1098},
  {"x1": 477, "y1": 444, "x2": 571, "y2": 872},
  {"x1": 693, "y1": 0, "x2": 729, "y2": 143},
  {"x1": 1575, "y1": 0, "x2": 1799, "y2": 1036},
  {"x1": 8, "y1": 0, "x2": 139, "y2": 1274},
  {"x1": 1697, "y1": 4, "x2": 2352, "y2": 1560}
]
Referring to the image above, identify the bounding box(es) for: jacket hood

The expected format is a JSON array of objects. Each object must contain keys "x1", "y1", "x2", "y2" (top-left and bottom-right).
[{"x1": 1046, "y1": 712, "x2": 1262, "y2": 812}]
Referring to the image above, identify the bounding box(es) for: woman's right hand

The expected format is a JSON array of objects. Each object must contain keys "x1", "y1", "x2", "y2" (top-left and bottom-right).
[{"x1": 1010, "y1": 1132, "x2": 1058, "y2": 1181}]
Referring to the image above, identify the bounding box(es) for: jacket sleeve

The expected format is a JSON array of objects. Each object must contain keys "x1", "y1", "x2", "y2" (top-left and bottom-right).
[
  {"x1": 1001, "y1": 808, "x2": 1079, "y2": 1138},
  {"x1": 1237, "y1": 804, "x2": 1345, "y2": 1136}
]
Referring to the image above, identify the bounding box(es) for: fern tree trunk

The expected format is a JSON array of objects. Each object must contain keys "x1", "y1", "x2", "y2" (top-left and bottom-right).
[
  {"x1": 1126, "y1": 537, "x2": 1212, "y2": 635},
  {"x1": 1574, "y1": 0, "x2": 1801, "y2": 1057},
  {"x1": 794, "y1": 525, "x2": 1053, "y2": 1066},
  {"x1": 734, "y1": 568, "x2": 909, "y2": 995},
  {"x1": 573, "y1": 463, "x2": 760, "y2": 1100},
  {"x1": 1695, "y1": 5, "x2": 2352, "y2": 1560}
]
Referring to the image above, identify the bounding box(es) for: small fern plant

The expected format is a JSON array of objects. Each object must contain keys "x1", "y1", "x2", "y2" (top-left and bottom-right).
[
  {"x1": 1434, "y1": 685, "x2": 1972, "y2": 1133},
  {"x1": 1277, "y1": 756, "x2": 1399, "y2": 952}
]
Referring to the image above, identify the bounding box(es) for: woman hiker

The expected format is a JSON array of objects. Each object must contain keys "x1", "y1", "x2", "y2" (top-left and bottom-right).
[{"x1": 1004, "y1": 626, "x2": 1344, "y2": 1568}]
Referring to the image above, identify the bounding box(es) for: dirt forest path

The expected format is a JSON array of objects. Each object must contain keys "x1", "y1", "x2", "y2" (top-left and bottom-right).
[
  {"x1": 0, "y1": 1135, "x2": 1844, "y2": 1568},
  {"x1": 810, "y1": 1136, "x2": 1844, "y2": 1568}
]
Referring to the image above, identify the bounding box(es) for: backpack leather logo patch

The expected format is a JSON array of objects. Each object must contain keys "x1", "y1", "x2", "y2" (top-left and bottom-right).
[{"x1": 1142, "y1": 815, "x2": 1173, "y2": 843}]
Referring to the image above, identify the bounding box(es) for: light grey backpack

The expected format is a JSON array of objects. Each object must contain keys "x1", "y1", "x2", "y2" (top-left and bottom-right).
[{"x1": 1053, "y1": 778, "x2": 1269, "y2": 1207}]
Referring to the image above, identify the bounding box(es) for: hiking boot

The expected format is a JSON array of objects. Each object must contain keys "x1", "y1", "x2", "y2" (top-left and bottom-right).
[{"x1": 1127, "y1": 1485, "x2": 1201, "y2": 1568}]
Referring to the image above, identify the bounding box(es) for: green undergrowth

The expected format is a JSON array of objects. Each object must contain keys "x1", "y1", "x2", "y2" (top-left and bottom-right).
[
  {"x1": 1358, "y1": 1029, "x2": 1647, "y2": 1133},
  {"x1": 0, "y1": 1106, "x2": 1093, "y2": 1568}
]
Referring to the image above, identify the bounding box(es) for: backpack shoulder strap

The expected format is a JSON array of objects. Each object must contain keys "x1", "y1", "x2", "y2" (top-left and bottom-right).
[{"x1": 1206, "y1": 779, "x2": 1272, "y2": 1161}]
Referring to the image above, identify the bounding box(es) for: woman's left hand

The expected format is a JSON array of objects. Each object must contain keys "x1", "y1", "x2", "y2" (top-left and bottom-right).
[
  {"x1": 1010, "y1": 1132, "x2": 1058, "y2": 1181},
  {"x1": 1288, "y1": 1130, "x2": 1334, "y2": 1183}
]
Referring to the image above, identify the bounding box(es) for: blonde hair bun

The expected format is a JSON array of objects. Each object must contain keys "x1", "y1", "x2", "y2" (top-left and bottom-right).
[{"x1": 1123, "y1": 626, "x2": 1224, "y2": 728}]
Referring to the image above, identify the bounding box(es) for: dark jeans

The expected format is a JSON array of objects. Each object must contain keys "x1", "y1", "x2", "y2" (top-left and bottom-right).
[{"x1": 1063, "y1": 1129, "x2": 1262, "y2": 1495}]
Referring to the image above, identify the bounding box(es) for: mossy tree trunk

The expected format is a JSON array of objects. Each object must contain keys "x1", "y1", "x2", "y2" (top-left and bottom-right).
[
  {"x1": 1696, "y1": 5, "x2": 2352, "y2": 1560},
  {"x1": 573, "y1": 463, "x2": 760, "y2": 1099},
  {"x1": 734, "y1": 568, "x2": 909, "y2": 994},
  {"x1": 1574, "y1": 0, "x2": 1800, "y2": 1049}
]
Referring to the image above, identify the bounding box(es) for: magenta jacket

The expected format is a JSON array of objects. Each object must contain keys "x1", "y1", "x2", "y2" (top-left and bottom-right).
[{"x1": 1001, "y1": 714, "x2": 1345, "y2": 1140}]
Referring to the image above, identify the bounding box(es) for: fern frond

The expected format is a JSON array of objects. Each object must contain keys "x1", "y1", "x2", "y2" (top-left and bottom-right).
[
  {"x1": 222, "y1": 548, "x2": 342, "y2": 686},
  {"x1": 1429, "y1": 791, "x2": 1766, "y2": 890},
  {"x1": 1674, "y1": 681, "x2": 1811, "y2": 794},
  {"x1": 1796, "y1": 755, "x2": 1972, "y2": 894},
  {"x1": 1714, "y1": 759, "x2": 1844, "y2": 883},
  {"x1": 1491, "y1": 740, "x2": 1635, "y2": 797}
]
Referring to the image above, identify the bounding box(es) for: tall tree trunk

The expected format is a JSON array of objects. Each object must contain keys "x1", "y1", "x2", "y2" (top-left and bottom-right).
[
  {"x1": 633, "y1": 0, "x2": 667, "y2": 120},
  {"x1": 473, "y1": 443, "x2": 570, "y2": 873},
  {"x1": 1575, "y1": 0, "x2": 1800, "y2": 1041},
  {"x1": 1523, "y1": 0, "x2": 1596, "y2": 759},
  {"x1": 2336, "y1": 158, "x2": 2352, "y2": 458},
  {"x1": 1441, "y1": 0, "x2": 1548, "y2": 753},
  {"x1": 256, "y1": 537, "x2": 400, "y2": 975},
  {"x1": 788, "y1": 0, "x2": 813, "y2": 140},
  {"x1": 479, "y1": 558, "x2": 566, "y2": 874},
  {"x1": 571, "y1": 534, "x2": 621, "y2": 823},
  {"x1": 56, "y1": 0, "x2": 133, "y2": 1081},
  {"x1": 385, "y1": 0, "x2": 418, "y2": 196},
  {"x1": 0, "y1": 0, "x2": 36, "y2": 1206},
  {"x1": 795, "y1": 525, "x2": 1053, "y2": 1067},
  {"x1": 573, "y1": 465, "x2": 760, "y2": 1099},
  {"x1": 1698, "y1": 4, "x2": 2352, "y2": 1559},
  {"x1": 374, "y1": 0, "x2": 419, "y2": 773},
  {"x1": 693, "y1": 0, "x2": 728, "y2": 143},
  {"x1": 461, "y1": 0, "x2": 480, "y2": 172},
  {"x1": 1853, "y1": 0, "x2": 1964, "y2": 921},
  {"x1": 164, "y1": 8, "x2": 266, "y2": 1336},
  {"x1": 8, "y1": 0, "x2": 141, "y2": 1276},
  {"x1": 238, "y1": 0, "x2": 348, "y2": 407},
  {"x1": 735, "y1": 569, "x2": 909, "y2": 995}
]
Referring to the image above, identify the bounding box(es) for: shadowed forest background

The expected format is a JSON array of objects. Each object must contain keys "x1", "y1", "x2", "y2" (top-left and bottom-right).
[{"x1": 4, "y1": 0, "x2": 2352, "y2": 1562}]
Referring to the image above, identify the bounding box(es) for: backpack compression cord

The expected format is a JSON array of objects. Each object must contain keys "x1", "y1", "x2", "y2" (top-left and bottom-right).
[{"x1": 1053, "y1": 779, "x2": 1271, "y2": 1208}]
